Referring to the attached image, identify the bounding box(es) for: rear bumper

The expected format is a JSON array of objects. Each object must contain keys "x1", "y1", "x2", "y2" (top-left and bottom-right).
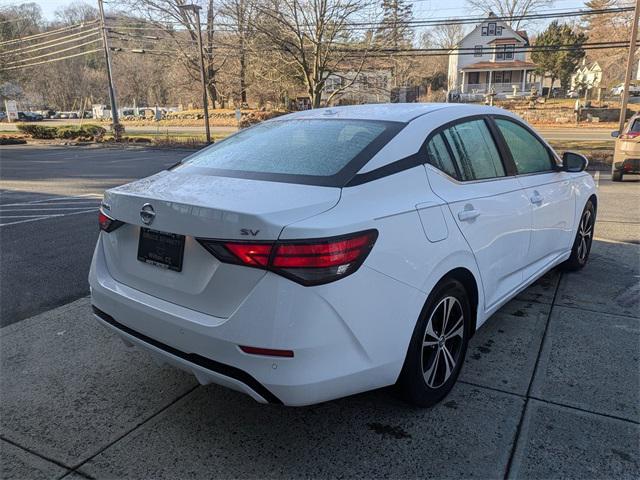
[
  {"x1": 612, "y1": 151, "x2": 640, "y2": 173},
  {"x1": 89, "y1": 234, "x2": 424, "y2": 406}
]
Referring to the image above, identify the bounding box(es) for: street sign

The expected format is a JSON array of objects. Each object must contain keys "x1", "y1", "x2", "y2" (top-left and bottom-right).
[{"x1": 5, "y1": 100, "x2": 18, "y2": 122}]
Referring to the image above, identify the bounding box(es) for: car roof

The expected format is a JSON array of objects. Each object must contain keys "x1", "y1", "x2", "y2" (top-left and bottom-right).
[{"x1": 278, "y1": 103, "x2": 497, "y2": 123}]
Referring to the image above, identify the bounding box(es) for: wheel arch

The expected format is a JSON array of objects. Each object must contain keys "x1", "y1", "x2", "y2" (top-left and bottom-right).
[{"x1": 442, "y1": 268, "x2": 479, "y2": 336}]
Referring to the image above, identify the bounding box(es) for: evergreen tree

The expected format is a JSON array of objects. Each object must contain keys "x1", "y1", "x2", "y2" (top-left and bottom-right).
[
  {"x1": 532, "y1": 21, "x2": 587, "y2": 96},
  {"x1": 375, "y1": 0, "x2": 414, "y2": 49}
]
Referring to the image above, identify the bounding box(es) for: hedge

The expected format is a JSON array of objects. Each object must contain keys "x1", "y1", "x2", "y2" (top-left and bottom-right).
[{"x1": 16, "y1": 123, "x2": 106, "y2": 140}]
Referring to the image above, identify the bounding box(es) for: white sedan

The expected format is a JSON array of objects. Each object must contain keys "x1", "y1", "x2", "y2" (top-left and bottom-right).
[{"x1": 90, "y1": 104, "x2": 596, "y2": 407}]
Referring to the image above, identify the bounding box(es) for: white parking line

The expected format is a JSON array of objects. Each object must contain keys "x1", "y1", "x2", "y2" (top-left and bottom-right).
[
  {"x1": 0, "y1": 194, "x2": 102, "y2": 208},
  {"x1": 2, "y1": 207, "x2": 101, "y2": 212},
  {"x1": 0, "y1": 209, "x2": 98, "y2": 227},
  {"x1": 594, "y1": 171, "x2": 600, "y2": 188}
]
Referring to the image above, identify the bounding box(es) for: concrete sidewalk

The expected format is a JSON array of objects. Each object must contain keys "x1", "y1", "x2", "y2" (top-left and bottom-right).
[{"x1": 1, "y1": 239, "x2": 638, "y2": 480}]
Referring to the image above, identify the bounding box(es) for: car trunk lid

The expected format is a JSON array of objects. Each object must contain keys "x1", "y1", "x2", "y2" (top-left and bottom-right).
[{"x1": 100, "y1": 170, "x2": 340, "y2": 318}]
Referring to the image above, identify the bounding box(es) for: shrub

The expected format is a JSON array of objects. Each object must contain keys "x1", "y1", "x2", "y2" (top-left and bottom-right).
[
  {"x1": 16, "y1": 123, "x2": 106, "y2": 140},
  {"x1": 16, "y1": 124, "x2": 58, "y2": 139},
  {"x1": 56, "y1": 124, "x2": 106, "y2": 139}
]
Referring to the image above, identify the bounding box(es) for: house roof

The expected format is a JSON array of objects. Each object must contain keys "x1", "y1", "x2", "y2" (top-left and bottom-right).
[
  {"x1": 486, "y1": 38, "x2": 525, "y2": 45},
  {"x1": 454, "y1": 13, "x2": 528, "y2": 47},
  {"x1": 462, "y1": 60, "x2": 537, "y2": 71}
]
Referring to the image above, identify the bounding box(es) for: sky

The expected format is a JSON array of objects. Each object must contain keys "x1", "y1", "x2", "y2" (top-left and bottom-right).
[{"x1": 1, "y1": 0, "x2": 592, "y2": 34}]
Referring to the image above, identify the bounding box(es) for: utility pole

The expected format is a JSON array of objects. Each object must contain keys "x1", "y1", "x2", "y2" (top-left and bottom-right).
[
  {"x1": 179, "y1": 4, "x2": 211, "y2": 144},
  {"x1": 97, "y1": 0, "x2": 122, "y2": 141},
  {"x1": 618, "y1": 0, "x2": 640, "y2": 134}
]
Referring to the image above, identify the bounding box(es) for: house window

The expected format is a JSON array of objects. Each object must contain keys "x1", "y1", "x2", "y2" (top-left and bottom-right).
[
  {"x1": 505, "y1": 44, "x2": 514, "y2": 59},
  {"x1": 474, "y1": 45, "x2": 483, "y2": 57},
  {"x1": 496, "y1": 44, "x2": 515, "y2": 60},
  {"x1": 497, "y1": 26, "x2": 503, "y2": 35},
  {"x1": 488, "y1": 22, "x2": 496, "y2": 35},
  {"x1": 481, "y1": 26, "x2": 488, "y2": 36},
  {"x1": 494, "y1": 71, "x2": 512, "y2": 84}
]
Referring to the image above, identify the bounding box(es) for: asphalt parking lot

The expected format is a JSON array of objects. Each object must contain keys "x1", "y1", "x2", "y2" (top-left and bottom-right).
[
  {"x1": 1, "y1": 144, "x2": 638, "y2": 479},
  {"x1": 0, "y1": 145, "x2": 193, "y2": 326}
]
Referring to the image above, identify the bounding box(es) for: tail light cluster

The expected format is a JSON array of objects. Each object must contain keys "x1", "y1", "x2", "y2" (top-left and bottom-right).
[
  {"x1": 197, "y1": 230, "x2": 378, "y2": 286},
  {"x1": 98, "y1": 210, "x2": 124, "y2": 233},
  {"x1": 619, "y1": 131, "x2": 640, "y2": 140}
]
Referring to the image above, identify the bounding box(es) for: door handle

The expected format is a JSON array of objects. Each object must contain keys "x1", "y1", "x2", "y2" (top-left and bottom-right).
[
  {"x1": 530, "y1": 193, "x2": 544, "y2": 204},
  {"x1": 458, "y1": 209, "x2": 481, "y2": 221}
]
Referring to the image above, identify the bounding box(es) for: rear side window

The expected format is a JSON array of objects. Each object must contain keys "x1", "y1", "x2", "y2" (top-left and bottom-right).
[
  {"x1": 177, "y1": 119, "x2": 393, "y2": 179},
  {"x1": 426, "y1": 134, "x2": 459, "y2": 179},
  {"x1": 442, "y1": 119, "x2": 505, "y2": 180},
  {"x1": 495, "y1": 118, "x2": 553, "y2": 174}
]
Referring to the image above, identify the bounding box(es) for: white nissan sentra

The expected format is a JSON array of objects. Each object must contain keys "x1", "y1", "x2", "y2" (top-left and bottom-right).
[{"x1": 90, "y1": 104, "x2": 596, "y2": 407}]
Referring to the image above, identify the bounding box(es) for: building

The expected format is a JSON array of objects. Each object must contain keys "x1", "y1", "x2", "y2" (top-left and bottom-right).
[
  {"x1": 448, "y1": 13, "x2": 540, "y2": 98},
  {"x1": 321, "y1": 69, "x2": 392, "y2": 105},
  {"x1": 570, "y1": 60, "x2": 603, "y2": 92}
]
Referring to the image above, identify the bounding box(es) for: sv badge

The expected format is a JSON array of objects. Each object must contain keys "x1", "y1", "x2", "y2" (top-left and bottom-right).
[{"x1": 240, "y1": 229, "x2": 260, "y2": 236}]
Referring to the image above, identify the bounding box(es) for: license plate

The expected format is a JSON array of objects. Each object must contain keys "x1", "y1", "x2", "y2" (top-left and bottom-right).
[{"x1": 137, "y1": 228, "x2": 185, "y2": 272}]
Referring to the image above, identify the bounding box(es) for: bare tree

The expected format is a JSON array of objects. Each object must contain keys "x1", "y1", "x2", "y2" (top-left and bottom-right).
[
  {"x1": 253, "y1": 0, "x2": 378, "y2": 108},
  {"x1": 117, "y1": 0, "x2": 228, "y2": 108},
  {"x1": 465, "y1": 0, "x2": 555, "y2": 30},
  {"x1": 219, "y1": 0, "x2": 254, "y2": 105}
]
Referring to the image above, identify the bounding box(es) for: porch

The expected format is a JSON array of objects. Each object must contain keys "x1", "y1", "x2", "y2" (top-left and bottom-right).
[{"x1": 460, "y1": 68, "x2": 540, "y2": 96}]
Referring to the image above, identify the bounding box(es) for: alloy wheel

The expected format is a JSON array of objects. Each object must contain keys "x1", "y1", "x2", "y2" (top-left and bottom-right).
[
  {"x1": 421, "y1": 296, "x2": 465, "y2": 389},
  {"x1": 577, "y1": 209, "x2": 593, "y2": 263}
]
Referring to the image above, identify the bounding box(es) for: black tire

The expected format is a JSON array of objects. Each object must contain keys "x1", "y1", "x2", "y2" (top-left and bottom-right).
[
  {"x1": 396, "y1": 278, "x2": 472, "y2": 407},
  {"x1": 612, "y1": 170, "x2": 624, "y2": 182},
  {"x1": 562, "y1": 200, "x2": 596, "y2": 271}
]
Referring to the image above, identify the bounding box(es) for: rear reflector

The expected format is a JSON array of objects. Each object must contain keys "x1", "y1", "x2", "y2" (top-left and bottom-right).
[
  {"x1": 239, "y1": 345, "x2": 294, "y2": 358},
  {"x1": 98, "y1": 210, "x2": 124, "y2": 233},
  {"x1": 197, "y1": 230, "x2": 378, "y2": 286}
]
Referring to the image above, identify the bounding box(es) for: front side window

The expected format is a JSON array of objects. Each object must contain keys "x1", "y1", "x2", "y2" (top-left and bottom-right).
[
  {"x1": 495, "y1": 118, "x2": 554, "y2": 174},
  {"x1": 178, "y1": 119, "x2": 397, "y2": 183},
  {"x1": 442, "y1": 119, "x2": 506, "y2": 180}
]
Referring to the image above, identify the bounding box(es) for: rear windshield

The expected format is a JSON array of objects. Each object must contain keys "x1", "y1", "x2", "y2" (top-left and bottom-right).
[{"x1": 175, "y1": 119, "x2": 403, "y2": 186}]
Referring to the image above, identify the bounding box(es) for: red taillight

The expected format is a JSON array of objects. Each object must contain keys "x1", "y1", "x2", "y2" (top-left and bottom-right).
[
  {"x1": 239, "y1": 345, "x2": 294, "y2": 357},
  {"x1": 98, "y1": 210, "x2": 123, "y2": 233},
  {"x1": 620, "y1": 131, "x2": 640, "y2": 140},
  {"x1": 224, "y1": 243, "x2": 272, "y2": 267},
  {"x1": 197, "y1": 230, "x2": 378, "y2": 286}
]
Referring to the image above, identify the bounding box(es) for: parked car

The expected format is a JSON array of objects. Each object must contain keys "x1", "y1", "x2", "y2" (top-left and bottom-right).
[
  {"x1": 0, "y1": 111, "x2": 6, "y2": 122},
  {"x1": 17, "y1": 111, "x2": 43, "y2": 121},
  {"x1": 611, "y1": 113, "x2": 640, "y2": 181},
  {"x1": 91, "y1": 104, "x2": 596, "y2": 407},
  {"x1": 611, "y1": 83, "x2": 640, "y2": 96}
]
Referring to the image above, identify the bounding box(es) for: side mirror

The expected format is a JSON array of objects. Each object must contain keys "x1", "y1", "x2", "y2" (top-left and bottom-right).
[
  {"x1": 611, "y1": 130, "x2": 620, "y2": 138},
  {"x1": 562, "y1": 151, "x2": 589, "y2": 173}
]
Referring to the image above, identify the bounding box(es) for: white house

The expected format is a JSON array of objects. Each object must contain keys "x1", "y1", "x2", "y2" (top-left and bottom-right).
[
  {"x1": 448, "y1": 13, "x2": 540, "y2": 97},
  {"x1": 570, "y1": 60, "x2": 602, "y2": 91},
  {"x1": 322, "y1": 70, "x2": 392, "y2": 105}
]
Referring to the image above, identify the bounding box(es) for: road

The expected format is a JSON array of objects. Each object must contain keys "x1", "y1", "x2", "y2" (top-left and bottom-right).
[
  {"x1": 0, "y1": 119, "x2": 617, "y2": 142},
  {"x1": 0, "y1": 146, "x2": 192, "y2": 326}
]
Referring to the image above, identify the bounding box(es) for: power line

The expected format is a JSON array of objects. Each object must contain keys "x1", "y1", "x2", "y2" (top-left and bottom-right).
[
  {"x1": 0, "y1": 20, "x2": 99, "y2": 47},
  {"x1": 1, "y1": 28, "x2": 100, "y2": 56},
  {"x1": 3, "y1": 48, "x2": 102, "y2": 70},
  {"x1": 5, "y1": 38, "x2": 102, "y2": 66},
  {"x1": 108, "y1": 40, "x2": 639, "y2": 58},
  {"x1": 104, "y1": 6, "x2": 632, "y2": 31}
]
